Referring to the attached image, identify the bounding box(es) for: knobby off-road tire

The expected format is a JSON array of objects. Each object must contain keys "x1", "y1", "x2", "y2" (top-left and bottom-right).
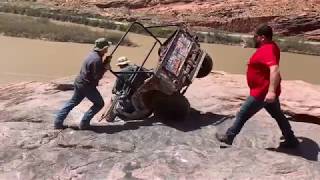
[{"x1": 196, "y1": 54, "x2": 213, "y2": 78}]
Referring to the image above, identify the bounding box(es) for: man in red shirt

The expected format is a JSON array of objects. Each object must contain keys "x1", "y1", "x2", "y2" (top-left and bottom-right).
[{"x1": 216, "y1": 25, "x2": 299, "y2": 148}]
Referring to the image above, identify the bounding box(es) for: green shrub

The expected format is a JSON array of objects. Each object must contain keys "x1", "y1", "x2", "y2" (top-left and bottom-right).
[
  {"x1": 197, "y1": 31, "x2": 242, "y2": 45},
  {"x1": 276, "y1": 37, "x2": 320, "y2": 56},
  {"x1": 0, "y1": 3, "x2": 318, "y2": 55},
  {"x1": 0, "y1": 13, "x2": 134, "y2": 46}
]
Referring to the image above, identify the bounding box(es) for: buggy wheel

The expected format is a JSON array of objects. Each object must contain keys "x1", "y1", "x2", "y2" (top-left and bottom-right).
[{"x1": 196, "y1": 54, "x2": 213, "y2": 78}]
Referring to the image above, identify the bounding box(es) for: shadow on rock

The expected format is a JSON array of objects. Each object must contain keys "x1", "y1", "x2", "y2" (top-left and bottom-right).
[
  {"x1": 53, "y1": 83, "x2": 74, "y2": 91},
  {"x1": 158, "y1": 108, "x2": 232, "y2": 132},
  {"x1": 66, "y1": 118, "x2": 156, "y2": 134},
  {"x1": 266, "y1": 137, "x2": 320, "y2": 161},
  {"x1": 286, "y1": 114, "x2": 320, "y2": 125},
  {"x1": 66, "y1": 109, "x2": 231, "y2": 133}
]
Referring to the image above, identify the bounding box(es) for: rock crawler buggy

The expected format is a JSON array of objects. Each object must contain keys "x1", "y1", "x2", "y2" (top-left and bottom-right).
[{"x1": 100, "y1": 22, "x2": 213, "y2": 122}]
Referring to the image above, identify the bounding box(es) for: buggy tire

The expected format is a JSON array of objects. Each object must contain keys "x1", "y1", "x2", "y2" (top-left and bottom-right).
[{"x1": 196, "y1": 54, "x2": 213, "y2": 78}]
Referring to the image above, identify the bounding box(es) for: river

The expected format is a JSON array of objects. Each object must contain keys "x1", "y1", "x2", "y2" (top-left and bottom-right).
[{"x1": 0, "y1": 33, "x2": 319, "y2": 85}]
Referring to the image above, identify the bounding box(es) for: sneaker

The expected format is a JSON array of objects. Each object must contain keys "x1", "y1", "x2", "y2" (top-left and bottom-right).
[
  {"x1": 215, "y1": 132, "x2": 235, "y2": 145},
  {"x1": 54, "y1": 122, "x2": 65, "y2": 130},
  {"x1": 279, "y1": 138, "x2": 300, "y2": 149},
  {"x1": 79, "y1": 121, "x2": 91, "y2": 130}
]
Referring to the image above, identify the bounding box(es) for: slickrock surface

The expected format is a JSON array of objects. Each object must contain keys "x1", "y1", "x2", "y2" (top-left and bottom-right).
[{"x1": 0, "y1": 72, "x2": 319, "y2": 179}]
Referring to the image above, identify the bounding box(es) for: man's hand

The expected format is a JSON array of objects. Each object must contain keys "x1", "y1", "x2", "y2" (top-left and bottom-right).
[
  {"x1": 103, "y1": 55, "x2": 112, "y2": 70},
  {"x1": 103, "y1": 55, "x2": 112, "y2": 64},
  {"x1": 265, "y1": 91, "x2": 276, "y2": 103},
  {"x1": 104, "y1": 63, "x2": 111, "y2": 71}
]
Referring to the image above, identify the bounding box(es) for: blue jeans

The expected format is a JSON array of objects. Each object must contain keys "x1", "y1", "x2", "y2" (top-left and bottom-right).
[
  {"x1": 55, "y1": 84, "x2": 104, "y2": 125},
  {"x1": 227, "y1": 96, "x2": 296, "y2": 141}
]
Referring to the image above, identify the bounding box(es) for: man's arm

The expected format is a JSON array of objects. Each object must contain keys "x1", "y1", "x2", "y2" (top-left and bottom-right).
[
  {"x1": 103, "y1": 55, "x2": 112, "y2": 71},
  {"x1": 265, "y1": 65, "x2": 280, "y2": 103}
]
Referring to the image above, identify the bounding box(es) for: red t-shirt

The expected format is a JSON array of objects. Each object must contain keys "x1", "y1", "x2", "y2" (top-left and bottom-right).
[{"x1": 247, "y1": 41, "x2": 281, "y2": 100}]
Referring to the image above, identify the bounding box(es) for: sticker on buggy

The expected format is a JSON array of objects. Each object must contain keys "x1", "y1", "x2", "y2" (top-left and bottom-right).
[{"x1": 164, "y1": 33, "x2": 193, "y2": 76}]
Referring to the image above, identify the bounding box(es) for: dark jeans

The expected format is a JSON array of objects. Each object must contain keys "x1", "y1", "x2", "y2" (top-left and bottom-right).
[
  {"x1": 226, "y1": 96, "x2": 296, "y2": 141},
  {"x1": 55, "y1": 84, "x2": 104, "y2": 125}
]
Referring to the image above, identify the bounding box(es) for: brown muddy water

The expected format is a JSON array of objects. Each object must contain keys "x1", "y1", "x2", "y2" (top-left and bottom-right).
[{"x1": 0, "y1": 33, "x2": 319, "y2": 85}]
